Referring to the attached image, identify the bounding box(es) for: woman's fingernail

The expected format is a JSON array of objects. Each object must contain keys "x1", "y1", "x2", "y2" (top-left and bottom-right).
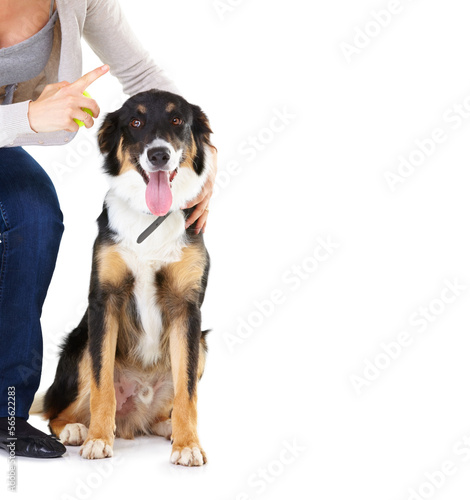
[{"x1": 101, "y1": 64, "x2": 109, "y2": 71}]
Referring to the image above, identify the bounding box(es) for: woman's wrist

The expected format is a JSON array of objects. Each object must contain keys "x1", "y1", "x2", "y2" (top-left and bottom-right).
[{"x1": 27, "y1": 100, "x2": 39, "y2": 133}]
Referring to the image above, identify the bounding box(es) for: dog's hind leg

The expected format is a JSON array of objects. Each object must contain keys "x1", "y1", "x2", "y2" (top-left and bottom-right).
[
  {"x1": 50, "y1": 416, "x2": 88, "y2": 446},
  {"x1": 151, "y1": 417, "x2": 172, "y2": 440},
  {"x1": 49, "y1": 391, "x2": 90, "y2": 446}
]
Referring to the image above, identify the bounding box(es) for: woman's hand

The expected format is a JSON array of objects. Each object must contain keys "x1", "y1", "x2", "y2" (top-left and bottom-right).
[
  {"x1": 184, "y1": 146, "x2": 218, "y2": 234},
  {"x1": 28, "y1": 65, "x2": 109, "y2": 133}
]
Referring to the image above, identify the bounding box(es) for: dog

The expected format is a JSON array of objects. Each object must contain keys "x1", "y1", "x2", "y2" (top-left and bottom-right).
[{"x1": 37, "y1": 90, "x2": 213, "y2": 465}]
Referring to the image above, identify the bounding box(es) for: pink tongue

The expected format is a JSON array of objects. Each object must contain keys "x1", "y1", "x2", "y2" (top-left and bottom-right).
[{"x1": 145, "y1": 171, "x2": 172, "y2": 216}]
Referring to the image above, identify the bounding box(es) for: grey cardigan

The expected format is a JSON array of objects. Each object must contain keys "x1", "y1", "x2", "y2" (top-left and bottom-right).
[{"x1": 0, "y1": 0, "x2": 178, "y2": 148}]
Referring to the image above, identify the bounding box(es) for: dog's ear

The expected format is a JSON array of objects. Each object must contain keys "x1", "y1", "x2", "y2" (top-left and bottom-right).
[
  {"x1": 98, "y1": 110, "x2": 121, "y2": 154},
  {"x1": 190, "y1": 104, "x2": 213, "y2": 175},
  {"x1": 191, "y1": 104, "x2": 212, "y2": 141}
]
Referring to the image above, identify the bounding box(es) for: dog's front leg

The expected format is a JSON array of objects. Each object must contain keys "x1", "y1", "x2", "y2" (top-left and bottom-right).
[
  {"x1": 80, "y1": 299, "x2": 119, "y2": 459},
  {"x1": 169, "y1": 304, "x2": 206, "y2": 466}
]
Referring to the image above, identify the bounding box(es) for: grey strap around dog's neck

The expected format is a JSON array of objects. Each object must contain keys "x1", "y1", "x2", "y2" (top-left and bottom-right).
[{"x1": 136, "y1": 212, "x2": 172, "y2": 244}]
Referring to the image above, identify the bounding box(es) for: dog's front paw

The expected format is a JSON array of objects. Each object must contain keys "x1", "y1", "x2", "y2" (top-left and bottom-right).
[
  {"x1": 80, "y1": 438, "x2": 113, "y2": 459},
  {"x1": 171, "y1": 444, "x2": 207, "y2": 466},
  {"x1": 60, "y1": 423, "x2": 88, "y2": 446}
]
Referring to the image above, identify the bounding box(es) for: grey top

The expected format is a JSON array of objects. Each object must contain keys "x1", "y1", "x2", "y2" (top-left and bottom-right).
[{"x1": 0, "y1": 0, "x2": 58, "y2": 92}]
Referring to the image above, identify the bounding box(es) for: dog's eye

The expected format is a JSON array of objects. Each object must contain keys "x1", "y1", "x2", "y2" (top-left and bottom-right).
[
  {"x1": 130, "y1": 119, "x2": 143, "y2": 128},
  {"x1": 171, "y1": 117, "x2": 183, "y2": 126}
]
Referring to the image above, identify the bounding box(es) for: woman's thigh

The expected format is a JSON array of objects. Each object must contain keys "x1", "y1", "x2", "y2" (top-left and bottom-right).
[
  {"x1": 0, "y1": 147, "x2": 63, "y2": 231},
  {"x1": 0, "y1": 147, "x2": 64, "y2": 311}
]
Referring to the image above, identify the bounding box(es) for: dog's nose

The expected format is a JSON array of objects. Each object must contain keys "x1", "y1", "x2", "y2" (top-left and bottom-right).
[{"x1": 147, "y1": 147, "x2": 171, "y2": 168}]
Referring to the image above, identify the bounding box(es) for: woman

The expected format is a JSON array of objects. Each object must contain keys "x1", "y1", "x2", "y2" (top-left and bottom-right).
[{"x1": 0, "y1": 0, "x2": 216, "y2": 458}]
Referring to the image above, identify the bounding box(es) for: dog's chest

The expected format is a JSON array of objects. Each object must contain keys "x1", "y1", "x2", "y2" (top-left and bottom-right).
[
  {"x1": 130, "y1": 258, "x2": 163, "y2": 366},
  {"x1": 107, "y1": 202, "x2": 187, "y2": 366},
  {"x1": 116, "y1": 243, "x2": 180, "y2": 367}
]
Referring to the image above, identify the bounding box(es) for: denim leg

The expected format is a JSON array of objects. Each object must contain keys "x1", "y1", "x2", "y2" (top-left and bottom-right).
[{"x1": 0, "y1": 147, "x2": 64, "y2": 418}]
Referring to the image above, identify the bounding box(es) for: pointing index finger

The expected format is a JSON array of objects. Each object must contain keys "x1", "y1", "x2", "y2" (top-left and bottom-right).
[{"x1": 70, "y1": 64, "x2": 109, "y2": 92}]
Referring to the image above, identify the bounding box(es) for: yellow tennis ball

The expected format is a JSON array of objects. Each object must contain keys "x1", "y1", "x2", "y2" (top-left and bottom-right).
[{"x1": 74, "y1": 91, "x2": 93, "y2": 127}]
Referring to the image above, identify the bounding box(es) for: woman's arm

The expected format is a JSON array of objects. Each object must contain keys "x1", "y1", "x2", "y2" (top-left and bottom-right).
[
  {"x1": 184, "y1": 146, "x2": 218, "y2": 234},
  {"x1": 82, "y1": 0, "x2": 179, "y2": 96},
  {"x1": 0, "y1": 101, "x2": 36, "y2": 147}
]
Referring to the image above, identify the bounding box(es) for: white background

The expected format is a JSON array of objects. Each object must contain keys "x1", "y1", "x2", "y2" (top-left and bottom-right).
[{"x1": 6, "y1": 0, "x2": 470, "y2": 499}]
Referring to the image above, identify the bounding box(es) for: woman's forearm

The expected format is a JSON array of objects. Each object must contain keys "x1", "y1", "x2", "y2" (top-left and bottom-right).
[{"x1": 83, "y1": 0, "x2": 180, "y2": 97}]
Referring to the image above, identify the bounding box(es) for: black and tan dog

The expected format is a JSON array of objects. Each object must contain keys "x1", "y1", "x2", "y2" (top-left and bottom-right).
[{"x1": 35, "y1": 90, "x2": 213, "y2": 465}]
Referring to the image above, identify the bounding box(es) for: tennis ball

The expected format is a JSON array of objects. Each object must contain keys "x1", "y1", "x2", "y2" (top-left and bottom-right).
[{"x1": 74, "y1": 91, "x2": 93, "y2": 127}]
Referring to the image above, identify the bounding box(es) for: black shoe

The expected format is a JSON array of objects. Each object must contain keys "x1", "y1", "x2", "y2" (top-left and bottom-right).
[{"x1": 0, "y1": 418, "x2": 66, "y2": 459}]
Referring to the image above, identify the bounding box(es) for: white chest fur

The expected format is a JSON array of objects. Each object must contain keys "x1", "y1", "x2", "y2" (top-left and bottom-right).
[{"x1": 125, "y1": 253, "x2": 164, "y2": 367}]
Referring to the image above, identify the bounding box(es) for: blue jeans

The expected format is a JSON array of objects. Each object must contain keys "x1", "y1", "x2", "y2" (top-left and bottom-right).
[{"x1": 0, "y1": 147, "x2": 64, "y2": 419}]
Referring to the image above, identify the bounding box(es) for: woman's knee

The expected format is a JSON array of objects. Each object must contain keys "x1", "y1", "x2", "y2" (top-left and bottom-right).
[{"x1": 26, "y1": 185, "x2": 64, "y2": 243}]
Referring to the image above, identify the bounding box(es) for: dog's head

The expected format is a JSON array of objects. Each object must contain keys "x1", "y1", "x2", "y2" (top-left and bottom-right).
[{"x1": 98, "y1": 90, "x2": 213, "y2": 216}]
